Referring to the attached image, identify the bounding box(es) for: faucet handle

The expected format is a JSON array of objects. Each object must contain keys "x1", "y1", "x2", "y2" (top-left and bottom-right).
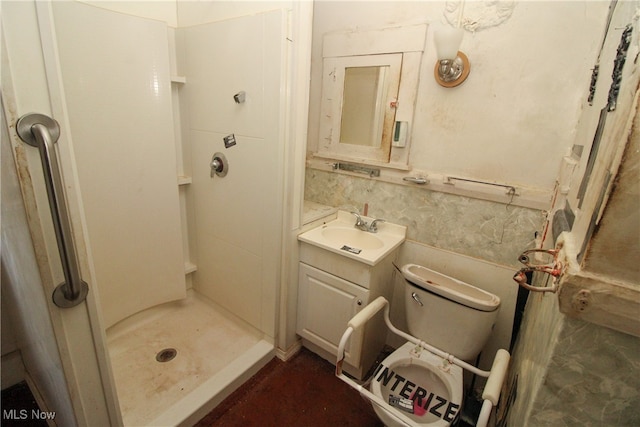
[
  {"x1": 351, "y1": 211, "x2": 364, "y2": 224},
  {"x1": 369, "y1": 218, "x2": 385, "y2": 232}
]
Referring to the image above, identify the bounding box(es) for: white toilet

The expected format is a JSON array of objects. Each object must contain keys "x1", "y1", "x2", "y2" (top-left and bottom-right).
[{"x1": 370, "y1": 263, "x2": 501, "y2": 427}]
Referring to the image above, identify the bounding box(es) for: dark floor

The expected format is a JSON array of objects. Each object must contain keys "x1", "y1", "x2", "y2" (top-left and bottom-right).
[
  {"x1": 1, "y1": 382, "x2": 48, "y2": 427},
  {"x1": 2, "y1": 349, "x2": 476, "y2": 427},
  {"x1": 194, "y1": 347, "x2": 383, "y2": 427},
  {"x1": 195, "y1": 347, "x2": 476, "y2": 427}
]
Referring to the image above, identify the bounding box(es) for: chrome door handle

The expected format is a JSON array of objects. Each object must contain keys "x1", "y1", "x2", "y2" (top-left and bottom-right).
[
  {"x1": 411, "y1": 292, "x2": 423, "y2": 306},
  {"x1": 17, "y1": 113, "x2": 89, "y2": 308}
]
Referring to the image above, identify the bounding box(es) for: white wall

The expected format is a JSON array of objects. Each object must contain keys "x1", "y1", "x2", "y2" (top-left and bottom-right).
[
  {"x1": 78, "y1": 0, "x2": 177, "y2": 27},
  {"x1": 308, "y1": 1, "x2": 608, "y2": 191},
  {"x1": 78, "y1": 0, "x2": 290, "y2": 30},
  {"x1": 176, "y1": 1, "x2": 291, "y2": 27}
]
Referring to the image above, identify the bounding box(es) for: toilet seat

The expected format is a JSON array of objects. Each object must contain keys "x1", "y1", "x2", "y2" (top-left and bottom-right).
[{"x1": 370, "y1": 342, "x2": 463, "y2": 427}]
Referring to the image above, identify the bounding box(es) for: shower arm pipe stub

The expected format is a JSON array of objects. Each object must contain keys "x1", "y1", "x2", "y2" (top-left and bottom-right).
[
  {"x1": 16, "y1": 113, "x2": 89, "y2": 308},
  {"x1": 512, "y1": 248, "x2": 563, "y2": 293}
]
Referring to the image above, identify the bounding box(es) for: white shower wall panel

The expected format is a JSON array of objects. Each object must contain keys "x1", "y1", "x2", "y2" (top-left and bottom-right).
[
  {"x1": 191, "y1": 131, "x2": 269, "y2": 254},
  {"x1": 52, "y1": 2, "x2": 186, "y2": 328},
  {"x1": 184, "y1": 17, "x2": 266, "y2": 138},
  {"x1": 191, "y1": 130, "x2": 266, "y2": 329},
  {"x1": 182, "y1": 11, "x2": 286, "y2": 337}
]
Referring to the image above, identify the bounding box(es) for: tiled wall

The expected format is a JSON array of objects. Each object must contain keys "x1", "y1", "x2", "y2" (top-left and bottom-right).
[
  {"x1": 305, "y1": 169, "x2": 545, "y2": 267},
  {"x1": 497, "y1": 275, "x2": 564, "y2": 425},
  {"x1": 531, "y1": 317, "x2": 640, "y2": 425}
]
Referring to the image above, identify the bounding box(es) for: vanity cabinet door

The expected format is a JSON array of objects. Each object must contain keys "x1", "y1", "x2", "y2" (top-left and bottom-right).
[{"x1": 297, "y1": 263, "x2": 369, "y2": 365}]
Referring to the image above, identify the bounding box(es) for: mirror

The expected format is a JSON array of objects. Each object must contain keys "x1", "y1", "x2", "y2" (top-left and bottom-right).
[
  {"x1": 317, "y1": 52, "x2": 402, "y2": 164},
  {"x1": 339, "y1": 66, "x2": 389, "y2": 148}
]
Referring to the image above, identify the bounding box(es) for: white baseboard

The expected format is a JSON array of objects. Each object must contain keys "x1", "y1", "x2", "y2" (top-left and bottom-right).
[{"x1": 275, "y1": 340, "x2": 302, "y2": 361}]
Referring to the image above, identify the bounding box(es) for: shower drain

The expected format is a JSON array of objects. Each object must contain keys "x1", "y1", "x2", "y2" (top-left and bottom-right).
[{"x1": 156, "y1": 348, "x2": 177, "y2": 363}]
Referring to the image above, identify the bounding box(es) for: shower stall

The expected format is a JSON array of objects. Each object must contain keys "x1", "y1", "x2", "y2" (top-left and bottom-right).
[{"x1": 1, "y1": 1, "x2": 310, "y2": 425}]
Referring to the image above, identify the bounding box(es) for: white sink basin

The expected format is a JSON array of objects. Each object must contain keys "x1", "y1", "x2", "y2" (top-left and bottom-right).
[
  {"x1": 298, "y1": 211, "x2": 406, "y2": 265},
  {"x1": 321, "y1": 226, "x2": 385, "y2": 250}
]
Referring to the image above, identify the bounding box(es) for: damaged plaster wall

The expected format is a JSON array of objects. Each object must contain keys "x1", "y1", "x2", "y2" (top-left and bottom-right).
[
  {"x1": 500, "y1": 1, "x2": 640, "y2": 424},
  {"x1": 583, "y1": 105, "x2": 640, "y2": 284}
]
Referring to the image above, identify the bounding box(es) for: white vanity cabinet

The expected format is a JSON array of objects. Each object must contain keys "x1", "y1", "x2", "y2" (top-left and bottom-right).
[
  {"x1": 296, "y1": 212, "x2": 406, "y2": 379},
  {"x1": 296, "y1": 211, "x2": 406, "y2": 378},
  {"x1": 297, "y1": 263, "x2": 369, "y2": 366},
  {"x1": 295, "y1": 247, "x2": 399, "y2": 379}
]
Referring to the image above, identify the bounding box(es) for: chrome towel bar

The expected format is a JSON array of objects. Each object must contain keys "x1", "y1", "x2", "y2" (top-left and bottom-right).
[{"x1": 402, "y1": 176, "x2": 428, "y2": 185}]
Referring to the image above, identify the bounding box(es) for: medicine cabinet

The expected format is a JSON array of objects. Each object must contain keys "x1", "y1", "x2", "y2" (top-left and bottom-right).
[
  {"x1": 320, "y1": 54, "x2": 402, "y2": 163},
  {"x1": 315, "y1": 24, "x2": 427, "y2": 169}
]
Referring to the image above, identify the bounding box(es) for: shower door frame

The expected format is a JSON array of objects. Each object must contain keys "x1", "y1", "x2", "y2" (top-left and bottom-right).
[{"x1": 3, "y1": 1, "x2": 123, "y2": 425}]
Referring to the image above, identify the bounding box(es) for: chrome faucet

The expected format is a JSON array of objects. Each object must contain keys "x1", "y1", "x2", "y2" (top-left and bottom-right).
[
  {"x1": 369, "y1": 218, "x2": 385, "y2": 233},
  {"x1": 351, "y1": 212, "x2": 385, "y2": 233},
  {"x1": 351, "y1": 212, "x2": 369, "y2": 231}
]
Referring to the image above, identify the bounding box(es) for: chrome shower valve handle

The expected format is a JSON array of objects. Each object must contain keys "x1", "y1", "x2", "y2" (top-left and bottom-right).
[{"x1": 210, "y1": 152, "x2": 228, "y2": 178}]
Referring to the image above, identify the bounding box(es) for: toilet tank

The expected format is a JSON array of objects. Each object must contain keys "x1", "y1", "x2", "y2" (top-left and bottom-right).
[{"x1": 401, "y1": 264, "x2": 500, "y2": 361}]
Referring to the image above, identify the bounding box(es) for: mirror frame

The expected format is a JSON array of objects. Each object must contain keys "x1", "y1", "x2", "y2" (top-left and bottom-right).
[{"x1": 312, "y1": 24, "x2": 427, "y2": 169}]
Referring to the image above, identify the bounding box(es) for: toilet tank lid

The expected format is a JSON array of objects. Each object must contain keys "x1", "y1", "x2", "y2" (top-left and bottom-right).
[{"x1": 401, "y1": 263, "x2": 500, "y2": 312}]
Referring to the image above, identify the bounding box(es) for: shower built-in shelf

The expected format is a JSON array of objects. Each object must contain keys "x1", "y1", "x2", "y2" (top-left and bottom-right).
[
  {"x1": 184, "y1": 262, "x2": 197, "y2": 275},
  {"x1": 178, "y1": 176, "x2": 192, "y2": 186},
  {"x1": 171, "y1": 75, "x2": 186, "y2": 84}
]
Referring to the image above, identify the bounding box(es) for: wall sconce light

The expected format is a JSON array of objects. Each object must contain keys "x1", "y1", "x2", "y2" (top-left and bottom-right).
[{"x1": 433, "y1": 26, "x2": 470, "y2": 88}]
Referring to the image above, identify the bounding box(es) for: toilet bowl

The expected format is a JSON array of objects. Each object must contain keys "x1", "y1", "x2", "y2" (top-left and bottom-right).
[
  {"x1": 368, "y1": 264, "x2": 500, "y2": 426},
  {"x1": 370, "y1": 342, "x2": 463, "y2": 427}
]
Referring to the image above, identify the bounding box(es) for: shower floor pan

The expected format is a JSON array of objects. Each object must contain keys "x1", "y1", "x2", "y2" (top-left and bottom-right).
[{"x1": 106, "y1": 289, "x2": 273, "y2": 426}]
